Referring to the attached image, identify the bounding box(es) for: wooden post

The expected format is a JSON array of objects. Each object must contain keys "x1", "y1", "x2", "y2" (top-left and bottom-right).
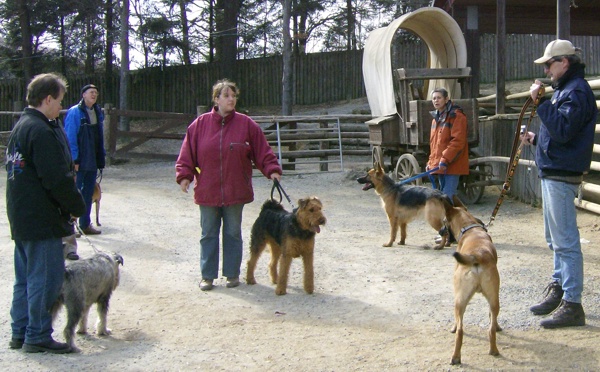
[
  {"x1": 104, "y1": 104, "x2": 117, "y2": 165},
  {"x1": 557, "y1": 0, "x2": 570, "y2": 39},
  {"x1": 282, "y1": 121, "x2": 296, "y2": 171},
  {"x1": 319, "y1": 120, "x2": 329, "y2": 172},
  {"x1": 12, "y1": 101, "x2": 23, "y2": 129},
  {"x1": 466, "y1": 6, "x2": 480, "y2": 99},
  {"x1": 495, "y1": 0, "x2": 506, "y2": 115}
]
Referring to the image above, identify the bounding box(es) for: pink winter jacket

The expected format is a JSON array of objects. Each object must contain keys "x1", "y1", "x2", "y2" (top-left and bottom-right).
[{"x1": 175, "y1": 108, "x2": 282, "y2": 206}]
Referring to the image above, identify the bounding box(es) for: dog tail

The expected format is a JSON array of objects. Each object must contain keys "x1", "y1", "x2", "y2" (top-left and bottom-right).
[{"x1": 452, "y1": 252, "x2": 478, "y2": 266}]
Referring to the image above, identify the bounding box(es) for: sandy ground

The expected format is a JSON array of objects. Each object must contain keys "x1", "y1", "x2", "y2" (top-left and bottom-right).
[{"x1": 0, "y1": 157, "x2": 599, "y2": 371}]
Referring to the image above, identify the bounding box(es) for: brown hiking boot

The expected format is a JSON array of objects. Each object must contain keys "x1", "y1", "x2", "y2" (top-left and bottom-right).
[
  {"x1": 540, "y1": 300, "x2": 585, "y2": 329},
  {"x1": 530, "y1": 281, "x2": 563, "y2": 315}
]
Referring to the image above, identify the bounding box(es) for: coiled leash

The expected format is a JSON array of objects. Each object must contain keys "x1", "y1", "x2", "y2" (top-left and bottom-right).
[
  {"x1": 271, "y1": 179, "x2": 295, "y2": 208},
  {"x1": 487, "y1": 84, "x2": 545, "y2": 228}
]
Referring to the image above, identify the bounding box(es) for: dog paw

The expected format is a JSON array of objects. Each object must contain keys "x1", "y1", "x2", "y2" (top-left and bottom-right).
[
  {"x1": 450, "y1": 357, "x2": 461, "y2": 365},
  {"x1": 246, "y1": 277, "x2": 257, "y2": 285},
  {"x1": 76, "y1": 329, "x2": 88, "y2": 335},
  {"x1": 382, "y1": 243, "x2": 393, "y2": 247},
  {"x1": 97, "y1": 328, "x2": 111, "y2": 336},
  {"x1": 433, "y1": 245, "x2": 444, "y2": 250},
  {"x1": 275, "y1": 288, "x2": 287, "y2": 295}
]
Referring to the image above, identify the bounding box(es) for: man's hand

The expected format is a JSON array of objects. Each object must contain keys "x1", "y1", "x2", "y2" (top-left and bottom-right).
[
  {"x1": 521, "y1": 131, "x2": 535, "y2": 146},
  {"x1": 529, "y1": 80, "x2": 543, "y2": 101}
]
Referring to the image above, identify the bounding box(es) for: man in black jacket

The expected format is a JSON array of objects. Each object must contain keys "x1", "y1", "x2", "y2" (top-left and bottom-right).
[
  {"x1": 5, "y1": 73, "x2": 86, "y2": 353},
  {"x1": 524, "y1": 39, "x2": 598, "y2": 329}
]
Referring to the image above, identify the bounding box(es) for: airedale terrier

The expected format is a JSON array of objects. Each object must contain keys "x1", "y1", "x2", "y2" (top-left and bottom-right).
[{"x1": 246, "y1": 197, "x2": 326, "y2": 295}]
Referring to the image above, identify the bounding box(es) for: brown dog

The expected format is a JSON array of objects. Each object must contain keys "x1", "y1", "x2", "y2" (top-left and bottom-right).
[
  {"x1": 92, "y1": 182, "x2": 101, "y2": 226},
  {"x1": 357, "y1": 162, "x2": 450, "y2": 249},
  {"x1": 246, "y1": 198, "x2": 326, "y2": 295},
  {"x1": 443, "y1": 198, "x2": 500, "y2": 365}
]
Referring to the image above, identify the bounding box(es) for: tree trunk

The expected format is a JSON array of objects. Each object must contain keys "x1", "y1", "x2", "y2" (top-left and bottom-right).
[
  {"x1": 119, "y1": 0, "x2": 130, "y2": 131},
  {"x1": 179, "y1": 0, "x2": 191, "y2": 65},
  {"x1": 282, "y1": 0, "x2": 293, "y2": 116},
  {"x1": 18, "y1": 0, "x2": 33, "y2": 83},
  {"x1": 216, "y1": 0, "x2": 241, "y2": 81},
  {"x1": 105, "y1": 0, "x2": 114, "y2": 104}
]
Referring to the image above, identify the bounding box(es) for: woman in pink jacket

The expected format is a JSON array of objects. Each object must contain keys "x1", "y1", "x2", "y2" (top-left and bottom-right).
[{"x1": 176, "y1": 80, "x2": 282, "y2": 291}]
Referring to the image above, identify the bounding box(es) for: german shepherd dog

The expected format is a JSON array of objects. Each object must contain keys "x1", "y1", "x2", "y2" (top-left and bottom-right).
[
  {"x1": 357, "y1": 162, "x2": 451, "y2": 249},
  {"x1": 246, "y1": 198, "x2": 326, "y2": 295},
  {"x1": 443, "y1": 199, "x2": 500, "y2": 365}
]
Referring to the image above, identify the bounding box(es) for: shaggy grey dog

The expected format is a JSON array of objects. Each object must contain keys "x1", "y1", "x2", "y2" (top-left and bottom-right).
[{"x1": 51, "y1": 251, "x2": 124, "y2": 351}]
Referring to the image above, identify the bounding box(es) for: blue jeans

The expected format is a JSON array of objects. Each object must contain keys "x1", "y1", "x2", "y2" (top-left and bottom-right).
[
  {"x1": 541, "y1": 178, "x2": 583, "y2": 303},
  {"x1": 431, "y1": 174, "x2": 460, "y2": 200},
  {"x1": 199, "y1": 204, "x2": 244, "y2": 280},
  {"x1": 76, "y1": 169, "x2": 97, "y2": 229},
  {"x1": 10, "y1": 239, "x2": 65, "y2": 344}
]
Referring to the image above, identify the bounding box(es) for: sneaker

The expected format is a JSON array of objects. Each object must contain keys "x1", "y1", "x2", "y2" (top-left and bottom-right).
[
  {"x1": 530, "y1": 281, "x2": 564, "y2": 315},
  {"x1": 81, "y1": 225, "x2": 101, "y2": 235},
  {"x1": 540, "y1": 300, "x2": 585, "y2": 329},
  {"x1": 23, "y1": 339, "x2": 72, "y2": 354},
  {"x1": 226, "y1": 277, "x2": 240, "y2": 288},
  {"x1": 66, "y1": 252, "x2": 79, "y2": 260},
  {"x1": 434, "y1": 234, "x2": 443, "y2": 244},
  {"x1": 199, "y1": 279, "x2": 214, "y2": 291},
  {"x1": 9, "y1": 337, "x2": 24, "y2": 349}
]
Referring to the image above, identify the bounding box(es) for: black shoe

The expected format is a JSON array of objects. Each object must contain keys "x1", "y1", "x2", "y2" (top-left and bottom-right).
[
  {"x1": 23, "y1": 339, "x2": 72, "y2": 354},
  {"x1": 540, "y1": 300, "x2": 586, "y2": 329},
  {"x1": 9, "y1": 337, "x2": 24, "y2": 349},
  {"x1": 530, "y1": 281, "x2": 563, "y2": 315},
  {"x1": 66, "y1": 252, "x2": 79, "y2": 260}
]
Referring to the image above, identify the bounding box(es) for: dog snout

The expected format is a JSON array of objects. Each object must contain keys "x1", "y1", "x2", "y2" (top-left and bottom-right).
[{"x1": 319, "y1": 216, "x2": 327, "y2": 225}]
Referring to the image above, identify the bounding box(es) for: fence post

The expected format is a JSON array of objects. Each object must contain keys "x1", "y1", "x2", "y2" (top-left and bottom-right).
[
  {"x1": 319, "y1": 120, "x2": 329, "y2": 172},
  {"x1": 104, "y1": 103, "x2": 117, "y2": 165},
  {"x1": 12, "y1": 101, "x2": 23, "y2": 129}
]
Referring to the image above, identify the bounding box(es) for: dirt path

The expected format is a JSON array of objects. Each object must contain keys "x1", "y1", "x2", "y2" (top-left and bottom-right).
[{"x1": 1, "y1": 160, "x2": 599, "y2": 371}]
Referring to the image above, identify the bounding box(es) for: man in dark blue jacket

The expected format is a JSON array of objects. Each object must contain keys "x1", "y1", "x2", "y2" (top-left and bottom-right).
[
  {"x1": 6, "y1": 73, "x2": 86, "y2": 353},
  {"x1": 524, "y1": 39, "x2": 598, "y2": 329},
  {"x1": 64, "y1": 84, "x2": 106, "y2": 236}
]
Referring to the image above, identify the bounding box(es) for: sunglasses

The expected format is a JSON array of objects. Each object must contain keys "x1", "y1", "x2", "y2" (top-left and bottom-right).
[{"x1": 544, "y1": 58, "x2": 561, "y2": 69}]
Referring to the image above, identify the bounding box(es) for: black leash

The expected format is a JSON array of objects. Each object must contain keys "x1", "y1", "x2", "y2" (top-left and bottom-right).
[
  {"x1": 97, "y1": 169, "x2": 103, "y2": 184},
  {"x1": 271, "y1": 179, "x2": 295, "y2": 208}
]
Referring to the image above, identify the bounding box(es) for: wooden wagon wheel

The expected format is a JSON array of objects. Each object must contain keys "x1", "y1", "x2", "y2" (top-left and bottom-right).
[
  {"x1": 372, "y1": 146, "x2": 384, "y2": 168},
  {"x1": 394, "y1": 153, "x2": 422, "y2": 185},
  {"x1": 457, "y1": 164, "x2": 485, "y2": 204}
]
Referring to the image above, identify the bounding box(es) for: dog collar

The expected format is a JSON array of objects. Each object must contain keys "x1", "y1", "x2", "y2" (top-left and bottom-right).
[{"x1": 458, "y1": 224, "x2": 487, "y2": 241}]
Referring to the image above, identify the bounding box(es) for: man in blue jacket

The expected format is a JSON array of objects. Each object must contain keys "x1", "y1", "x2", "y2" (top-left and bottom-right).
[
  {"x1": 64, "y1": 84, "x2": 106, "y2": 236},
  {"x1": 524, "y1": 39, "x2": 598, "y2": 328},
  {"x1": 6, "y1": 73, "x2": 86, "y2": 353}
]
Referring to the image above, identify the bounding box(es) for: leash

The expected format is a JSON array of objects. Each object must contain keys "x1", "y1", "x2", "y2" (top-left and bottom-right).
[
  {"x1": 271, "y1": 179, "x2": 295, "y2": 208},
  {"x1": 97, "y1": 169, "x2": 103, "y2": 184},
  {"x1": 71, "y1": 221, "x2": 101, "y2": 253},
  {"x1": 487, "y1": 84, "x2": 545, "y2": 228},
  {"x1": 399, "y1": 166, "x2": 440, "y2": 185}
]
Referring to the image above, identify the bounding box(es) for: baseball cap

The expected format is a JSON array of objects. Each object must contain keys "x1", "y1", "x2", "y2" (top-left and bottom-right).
[
  {"x1": 534, "y1": 39, "x2": 576, "y2": 64},
  {"x1": 81, "y1": 84, "x2": 99, "y2": 95}
]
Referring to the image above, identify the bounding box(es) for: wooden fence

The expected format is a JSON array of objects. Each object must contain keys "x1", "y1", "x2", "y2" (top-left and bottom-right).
[{"x1": 2, "y1": 34, "x2": 600, "y2": 132}]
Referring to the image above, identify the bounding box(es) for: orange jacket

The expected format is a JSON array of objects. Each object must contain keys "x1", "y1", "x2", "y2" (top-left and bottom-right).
[{"x1": 427, "y1": 101, "x2": 469, "y2": 175}]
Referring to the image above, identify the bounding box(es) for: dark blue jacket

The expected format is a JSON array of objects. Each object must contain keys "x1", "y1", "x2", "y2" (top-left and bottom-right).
[
  {"x1": 5, "y1": 108, "x2": 86, "y2": 240},
  {"x1": 535, "y1": 64, "x2": 598, "y2": 178},
  {"x1": 64, "y1": 100, "x2": 106, "y2": 171}
]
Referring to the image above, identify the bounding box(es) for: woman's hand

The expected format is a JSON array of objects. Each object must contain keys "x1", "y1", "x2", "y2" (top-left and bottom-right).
[
  {"x1": 180, "y1": 179, "x2": 191, "y2": 193},
  {"x1": 270, "y1": 173, "x2": 281, "y2": 182}
]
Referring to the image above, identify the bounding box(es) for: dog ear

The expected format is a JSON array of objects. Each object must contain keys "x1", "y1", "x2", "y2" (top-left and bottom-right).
[
  {"x1": 114, "y1": 253, "x2": 124, "y2": 266},
  {"x1": 374, "y1": 161, "x2": 384, "y2": 173},
  {"x1": 298, "y1": 198, "x2": 307, "y2": 208},
  {"x1": 452, "y1": 195, "x2": 467, "y2": 210}
]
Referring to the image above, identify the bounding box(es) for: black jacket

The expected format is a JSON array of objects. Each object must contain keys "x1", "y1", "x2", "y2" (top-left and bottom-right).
[
  {"x1": 5, "y1": 108, "x2": 86, "y2": 240},
  {"x1": 535, "y1": 63, "x2": 598, "y2": 178}
]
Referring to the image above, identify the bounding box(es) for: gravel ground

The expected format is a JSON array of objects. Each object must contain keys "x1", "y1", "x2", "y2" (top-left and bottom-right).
[{"x1": 1, "y1": 159, "x2": 599, "y2": 370}]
